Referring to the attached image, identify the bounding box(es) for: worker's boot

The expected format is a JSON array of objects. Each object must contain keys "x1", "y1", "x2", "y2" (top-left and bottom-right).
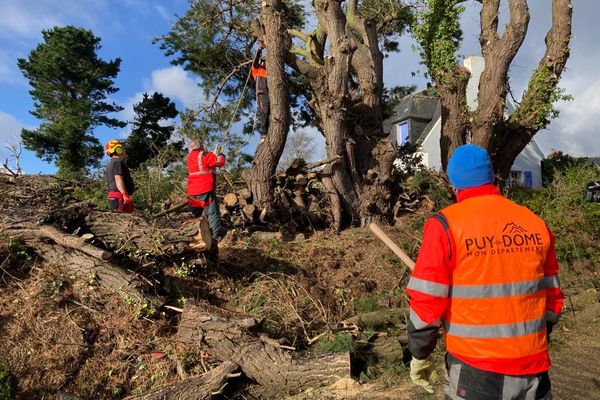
[{"x1": 186, "y1": 217, "x2": 213, "y2": 252}]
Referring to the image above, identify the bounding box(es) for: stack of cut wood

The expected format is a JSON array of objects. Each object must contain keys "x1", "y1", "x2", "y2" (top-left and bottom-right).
[{"x1": 219, "y1": 156, "x2": 342, "y2": 231}]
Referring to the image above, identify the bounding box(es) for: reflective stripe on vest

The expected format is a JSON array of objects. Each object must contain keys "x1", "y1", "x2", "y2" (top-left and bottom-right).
[
  {"x1": 437, "y1": 195, "x2": 551, "y2": 360},
  {"x1": 189, "y1": 151, "x2": 215, "y2": 175}
]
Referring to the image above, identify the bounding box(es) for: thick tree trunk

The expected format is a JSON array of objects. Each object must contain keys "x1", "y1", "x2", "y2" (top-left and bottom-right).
[
  {"x1": 128, "y1": 361, "x2": 239, "y2": 400},
  {"x1": 177, "y1": 300, "x2": 351, "y2": 398},
  {"x1": 244, "y1": 0, "x2": 291, "y2": 210},
  {"x1": 471, "y1": 0, "x2": 529, "y2": 150},
  {"x1": 497, "y1": 0, "x2": 573, "y2": 179},
  {"x1": 438, "y1": 68, "x2": 470, "y2": 171}
]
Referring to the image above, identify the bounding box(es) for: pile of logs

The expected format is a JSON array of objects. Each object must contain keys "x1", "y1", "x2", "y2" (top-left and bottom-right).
[{"x1": 218, "y1": 156, "x2": 342, "y2": 231}]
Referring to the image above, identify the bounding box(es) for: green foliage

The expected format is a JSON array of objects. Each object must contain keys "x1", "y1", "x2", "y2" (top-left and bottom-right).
[
  {"x1": 392, "y1": 142, "x2": 425, "y2": 181},
  {"x1": 354, "y1": 295, "x2": 381, "y2": 313},
  {"x1": 355, "y1": 0, "x2": 413, "y2": 53},
  {"x1": 125, "y1": 92, "x2": 182, "y2": 169},
  {"x1": 412, "y1": 0, "x2": 464, "y2": 84},
  {"x1": 507, "y1": 163, "x2": 600, "y2": 264},
  {"x1": 130, "y1": 154, "x2": 187, "y2": 215},
  {"x1": 0, "y1": 363, "x2": 15, "y2": 400},
  {"x1": 541, "y1": 150, "x2": 587, "y2": 185},
  {"x1": 18, "y1": 26, "x2": 125, "y2": 177},
  {"x1": 408, "y1": 169, "x2": 454, "y2": 210},
  {"x1": 318, "y1": 332, "x2": 356, "y2": 353},
  {"x1": 512, "y1": 65, "x2": 573, "y2": 131}
]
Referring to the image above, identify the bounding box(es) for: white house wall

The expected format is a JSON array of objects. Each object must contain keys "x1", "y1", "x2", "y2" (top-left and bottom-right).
[
  {"x1": 512, "y1": 142, "x2": 545, "y2": 188},
  {"x1": 418, "y1": 118, "x2": 442, "y2": 171}
]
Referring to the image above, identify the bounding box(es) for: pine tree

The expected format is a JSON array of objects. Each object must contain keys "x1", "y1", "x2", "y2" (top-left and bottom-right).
[
  {"x1": 18, "y1": 25, "x2": 125, "y2": 177},
  {"x1": 124, "y1": 92, "x2": 181, "y2": 169}
]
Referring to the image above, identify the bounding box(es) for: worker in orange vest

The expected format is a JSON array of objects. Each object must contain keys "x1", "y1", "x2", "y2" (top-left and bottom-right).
[
  {"x1": 186, "y1": 140, "x2": 227, "y2": 248},
  {"x1": 251, "y1": 42, "x2": 269, "y2": 140},
  {"x1": 406, "y1": 144, "x2": 563, "y2": 398}
]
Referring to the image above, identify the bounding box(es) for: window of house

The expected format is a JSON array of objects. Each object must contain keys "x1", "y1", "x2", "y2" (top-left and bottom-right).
[
  {"x1": 396, "y1": 121, "x2": 409, "y2": 146},
  {"x1": 507, "y1": 171, "x2": 523, "y2": 188}
]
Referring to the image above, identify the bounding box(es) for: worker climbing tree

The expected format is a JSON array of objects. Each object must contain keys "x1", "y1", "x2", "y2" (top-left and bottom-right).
[{"x1": 251, "y1": 42, "x2": 269, "y2": 142}]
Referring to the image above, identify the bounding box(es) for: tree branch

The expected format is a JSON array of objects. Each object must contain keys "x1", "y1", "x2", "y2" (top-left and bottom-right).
[
  {"x1": 505, "y1": 0, "x2": 572, "y2": 141},
  {"x1": 472, "y1": 0, "x2": 529, "y2": 149}
]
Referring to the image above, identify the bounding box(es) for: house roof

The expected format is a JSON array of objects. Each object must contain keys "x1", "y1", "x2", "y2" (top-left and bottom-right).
[
  {"x1": 388, "y1": 91, "x2": 439, "y2": 124},
  {"x1": 384, "y1": 90, "x2": 440, "y2": 146}
]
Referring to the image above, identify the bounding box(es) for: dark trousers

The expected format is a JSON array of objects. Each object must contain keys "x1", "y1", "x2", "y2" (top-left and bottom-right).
[
  {"x1": 188, "y1": 191, "x2": 225, "y2": 241},
  {"x1": 256, "y1": 93, "x2": 269, "y2": 136},
  {"x1": 444, "y1": 353, "x2": 552, "y2": 400}
]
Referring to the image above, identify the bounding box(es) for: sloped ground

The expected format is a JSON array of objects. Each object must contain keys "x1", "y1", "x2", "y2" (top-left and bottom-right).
[{"x1": 1, "y1": 172, "x2": 599, "y2": 399}]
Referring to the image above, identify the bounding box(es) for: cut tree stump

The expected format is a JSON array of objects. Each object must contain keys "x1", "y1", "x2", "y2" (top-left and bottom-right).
[
  {"x1": 127, "y1": 361, "x2": 239, "y2": 400},
  {"x1": 177, "y1": 300, "x2": 351, "y2": 398}
]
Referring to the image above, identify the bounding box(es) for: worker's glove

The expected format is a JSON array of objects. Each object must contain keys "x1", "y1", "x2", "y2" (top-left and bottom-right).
[
  {"x1": 123, "y1": 193, "x2": 133, "y2": 206},
  {"x1": 258, "y1": 42, "x2": 265, "y2": 49},
  {"x1": 410, "y1": 356, "x2": 438, "y2": 394},
  {"x1": 214, "y1": 145, "x2": 224, "y2": 155}
]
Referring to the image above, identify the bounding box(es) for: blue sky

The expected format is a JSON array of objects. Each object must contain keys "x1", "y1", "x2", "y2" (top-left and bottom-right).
[{"x1": 1, "y1": 0, "x2": 598, "y2": 174}]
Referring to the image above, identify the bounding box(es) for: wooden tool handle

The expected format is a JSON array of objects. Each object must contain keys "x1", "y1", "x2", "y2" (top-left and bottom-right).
[{"x1": 368, "y1": 223, "x2": 415, "y2": 271}]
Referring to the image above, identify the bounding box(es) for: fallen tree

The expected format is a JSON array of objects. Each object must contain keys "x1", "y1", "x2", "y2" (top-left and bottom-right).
[{"x1": 177, "y1": 300, "x2": 351, "y2": 398}]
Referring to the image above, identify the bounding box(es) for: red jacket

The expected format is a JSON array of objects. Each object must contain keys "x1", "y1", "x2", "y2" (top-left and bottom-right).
[
  {"x1": 187, "y1": 149, "x2": 225, "y2": 195},
  {"x1": 407, "y1": 184, "x2": 564, "y2": 375}
]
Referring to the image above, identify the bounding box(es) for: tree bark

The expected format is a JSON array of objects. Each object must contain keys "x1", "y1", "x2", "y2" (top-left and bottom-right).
[
  {"x1": 127, "y1": 361, "x2": 239, "y2": 400},
  {"x1": 431, "y1": 0, "x2": 572, "y2": 176},
  {"x1": 496, "y1": 0, "x2": 573, "y2": 179},
  {"x1": 244, "y1": 0, "x2": 291, "y2": 210},
  {"x1": 472, "y1": 0, "x2": 529, "y2": 150},
  {"x1": 177, "y1": 300, "x2": 350, "y2": 397}
]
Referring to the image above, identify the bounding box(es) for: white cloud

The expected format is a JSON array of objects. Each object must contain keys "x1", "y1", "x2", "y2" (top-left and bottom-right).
[
  {"x1": 154, "y1": 4, "x2": 173, "y2": 23},
  {"x1": 537, "y1": 77, "x2": 600, "y2": 157},
  {"x1": 119, "y1": 66, "x2": 202, "y2": 131},
  {"x1": 0, "y1": 111, "x2": 24, "y2": 168},
  {"x1": 150, "y1": 66, "x2": 203, "y2": 108}
]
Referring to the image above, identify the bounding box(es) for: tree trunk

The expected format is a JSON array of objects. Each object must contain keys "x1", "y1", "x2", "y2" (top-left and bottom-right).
[
  {"x1": 438, "y1": 68, "x2": 470, "y2": 170},
  {"x1": 177, "y1": 300, "x2": 351, "y2": 398},
  {"x1": 496, "y1": 0, "x2": 573, "y2": 179},
  {"x1": 128, "y1": 361, "x2": 239, "y2": 400},
  {"x1": 244, "y1": 0, "x2": 291, "y2": 210}
]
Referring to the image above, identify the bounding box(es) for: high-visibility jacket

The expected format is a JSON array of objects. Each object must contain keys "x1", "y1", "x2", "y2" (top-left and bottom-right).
[
  {"x1": 407, "y1": 184, "x2": 564, "y2": 375},
  {"x1": 186, "y1": 149, "x2": 225, "y2": 196}
]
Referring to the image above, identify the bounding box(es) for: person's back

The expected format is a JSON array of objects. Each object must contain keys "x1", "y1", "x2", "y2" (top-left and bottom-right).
[
  {"x1": 439, "y1": 188, "x2": 554, "y2": 374},
  {"x1": 406, "y1": 144, "x2": 563, "y2": 399}
]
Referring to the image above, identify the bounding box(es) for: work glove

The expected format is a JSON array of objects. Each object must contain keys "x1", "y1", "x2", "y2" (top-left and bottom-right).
[
  {"x1": 214, "y1": 145, "x2": 224, "y2": 155},
  {"x1": 123, "y1": 193, "x2": 133, "y2": 206},
  {"x1": 410, "y1": 356, "x2": 438, "y2": 394}
]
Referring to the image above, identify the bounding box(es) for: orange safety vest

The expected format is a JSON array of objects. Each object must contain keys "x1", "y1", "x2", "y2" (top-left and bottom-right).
[{"x1": 440, "y1": 194, "x2": 551, "y2": 364}]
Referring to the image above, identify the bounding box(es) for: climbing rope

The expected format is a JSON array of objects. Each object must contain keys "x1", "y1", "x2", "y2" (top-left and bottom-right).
[{"x1": 220, "y1": 47, "x2": 258, "y2": 146}]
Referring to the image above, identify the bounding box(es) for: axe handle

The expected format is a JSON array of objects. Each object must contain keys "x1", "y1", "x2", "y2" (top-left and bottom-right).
[{"x1": 369, "y1": 223, "x2": 416, "y2": 271}]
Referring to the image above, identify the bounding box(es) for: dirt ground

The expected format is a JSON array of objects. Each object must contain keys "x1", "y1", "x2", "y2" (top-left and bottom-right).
[{"x1": 1, "y1": 221, "x2": 599, "y2": 399}]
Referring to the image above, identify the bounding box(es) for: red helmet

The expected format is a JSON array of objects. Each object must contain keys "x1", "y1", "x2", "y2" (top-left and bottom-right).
[{"x1": 105, "y1": 140, "x2": 124, "y2": 156}]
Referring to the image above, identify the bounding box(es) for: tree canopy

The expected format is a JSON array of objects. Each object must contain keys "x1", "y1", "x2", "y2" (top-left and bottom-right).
[
  {"x1": 413, "y1": 0, "x2": 573, "y2": 178},
  {"x1": 158, "y1": 0, "x2": 414, "y2": 226},
  {"x1": 124, "y1": 92, "x2": 181, "y2": 169},
  {"x1": 18, "y1": 25, "x2": 125, "y2": 177}
]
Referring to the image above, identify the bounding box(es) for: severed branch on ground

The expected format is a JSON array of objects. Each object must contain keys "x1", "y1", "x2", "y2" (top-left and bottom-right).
[
  {"x1": 127, "y1": 361, "x2": 239, "y2": 400},
  {"x1": 177, "y1": 300, "x2": 351, "y2": 398}
]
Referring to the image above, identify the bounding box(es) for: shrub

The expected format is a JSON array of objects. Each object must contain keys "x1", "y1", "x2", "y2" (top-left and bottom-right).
[
  {"x1": 507, "y1": 163, "x2": 600, "y2": 265},
  {"x1": 0, "y1": 364, "x2": 14, "y2": 400}
]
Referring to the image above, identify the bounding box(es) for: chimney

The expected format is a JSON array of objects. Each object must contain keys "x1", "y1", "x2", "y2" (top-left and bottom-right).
[{"x1": 464, "y1": 56, "x2": 485, "y2": 111}]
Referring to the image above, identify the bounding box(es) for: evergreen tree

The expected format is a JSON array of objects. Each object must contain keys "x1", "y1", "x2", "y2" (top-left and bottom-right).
[
  {"x1": 18, "y1": 25, "x2": 125, "y2": 177},
  {"x1": 124, "y1": 92, "x2": 181, "y2": 169}
]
